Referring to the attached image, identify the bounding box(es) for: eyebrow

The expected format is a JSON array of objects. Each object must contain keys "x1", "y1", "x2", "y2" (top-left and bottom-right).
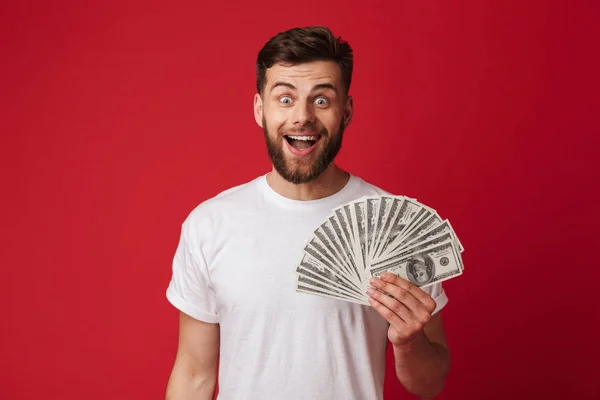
[{"x1": 270, "y1": 81, "x2": 338, "y2": 93}]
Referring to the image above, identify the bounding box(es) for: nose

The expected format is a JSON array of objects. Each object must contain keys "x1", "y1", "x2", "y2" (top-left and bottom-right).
[{"x1": 292, "y1": 99, "x2": 316, "y2": 126}]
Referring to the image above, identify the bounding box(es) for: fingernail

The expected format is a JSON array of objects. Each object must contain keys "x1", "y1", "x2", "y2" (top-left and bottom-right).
[
  {"x1": 380, "y1": 272, "x2": 388, "y2": 279},
  {"x1": 366, "y1": 288, "x2": 374, "y2": 295},
  {"x1": 370, "y1": 277, "x2": 380, "y2": 286}
]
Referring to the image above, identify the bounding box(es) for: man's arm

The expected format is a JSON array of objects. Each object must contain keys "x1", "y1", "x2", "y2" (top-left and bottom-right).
[
  {"x1": 165, "y1": 311, "x2": 220, "y2": 400},
  {"x1": 392, "y1": 312, "x2": 450, "y2": 399},
  {"x1": 367, "y1": 273, "x2": 450, "y2": 399}
]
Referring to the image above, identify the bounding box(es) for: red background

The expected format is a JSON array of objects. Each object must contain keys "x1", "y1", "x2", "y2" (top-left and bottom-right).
[{"x1": 2, "y1": 1, "x2": 599, "y2": 399}]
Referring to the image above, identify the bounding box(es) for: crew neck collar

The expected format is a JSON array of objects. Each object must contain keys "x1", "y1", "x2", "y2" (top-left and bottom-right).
[{"x1": 258, "y1": 173, "x2": 359, "y2": 209}]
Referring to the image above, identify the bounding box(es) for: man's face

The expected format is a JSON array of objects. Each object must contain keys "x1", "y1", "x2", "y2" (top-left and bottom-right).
[
  {"x1": 414, "y1": 263, "x2": 429, "y2": 283},
  {"x1": 254, "y1": 60, "x2": 352, "y2": 184}
]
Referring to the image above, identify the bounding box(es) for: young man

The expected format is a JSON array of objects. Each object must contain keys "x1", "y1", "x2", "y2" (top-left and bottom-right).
[{"x1": 165, "y1": 26, "x2": 451, "y2": 400}]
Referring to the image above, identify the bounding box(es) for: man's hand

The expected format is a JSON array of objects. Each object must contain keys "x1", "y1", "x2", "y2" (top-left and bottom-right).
[{"x1": 366, "y1": 272, "x2": 437, "y2": 347}]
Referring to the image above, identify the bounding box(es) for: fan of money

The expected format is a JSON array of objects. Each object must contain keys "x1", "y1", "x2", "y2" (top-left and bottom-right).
[{"x1": 295, "y1": 195, "x2": 464, "y2": 305}]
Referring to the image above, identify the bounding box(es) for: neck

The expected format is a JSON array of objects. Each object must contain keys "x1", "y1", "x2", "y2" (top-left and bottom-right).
[{"x1": 266, "y1": 164, "x2": 350, "y2": 201}]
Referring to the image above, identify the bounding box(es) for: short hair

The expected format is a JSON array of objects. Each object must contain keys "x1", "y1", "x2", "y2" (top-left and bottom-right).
[{"x1": 255, "y1": 26, "x2": 353, "y2": 96}]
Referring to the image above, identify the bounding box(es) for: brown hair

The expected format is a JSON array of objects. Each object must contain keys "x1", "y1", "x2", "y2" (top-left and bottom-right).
[{"x1": 256, "y1": 26, "x2": 353, "y2": 96}]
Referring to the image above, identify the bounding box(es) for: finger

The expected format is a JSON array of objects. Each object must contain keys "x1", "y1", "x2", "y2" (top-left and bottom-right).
[
  {"x1": 367, "y1": 294, "x2": 408, "y2": 328},
  {"x1": 378, "y1": 273, "x2": 437, "y2": 314},
  {"x1": 369, "y1": 276, "x2": 422, "y2": 313},
  {"x1": 367, "y1": 287, "x2": 413, "y2": 323}
]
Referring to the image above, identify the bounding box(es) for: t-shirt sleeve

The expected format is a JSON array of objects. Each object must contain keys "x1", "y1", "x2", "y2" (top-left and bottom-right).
[
  {"x1": 425, "y1": 282, "x2": 448, "y2": 315},
  {"x1": 166, "y1": 219, "x2": 219, "y2": 324}
]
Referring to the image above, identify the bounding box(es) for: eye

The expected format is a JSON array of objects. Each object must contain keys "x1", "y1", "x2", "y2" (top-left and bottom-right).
[
  {"x1": 314, "y1": 97, "x2": 328, "y2": 106},
  {"x1": 279, "y1": 96, "x2": 292, "y2": 104}
]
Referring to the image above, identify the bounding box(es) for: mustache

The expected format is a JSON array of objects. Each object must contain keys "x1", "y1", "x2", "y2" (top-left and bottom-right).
[{"x1": 281, "y1": 123, "x2": 326, "y2": 135}]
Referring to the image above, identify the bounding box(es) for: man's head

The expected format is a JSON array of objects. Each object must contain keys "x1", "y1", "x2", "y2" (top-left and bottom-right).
[
  {"x1": 412, "y1": 262, "x2": 430, "y2": 284},
  {"x1": 253, "y1": 26, "x2": 354, "y2": 184},
  {"x1": 407, "y1": 256, "x2": 434, "y2": 285}
]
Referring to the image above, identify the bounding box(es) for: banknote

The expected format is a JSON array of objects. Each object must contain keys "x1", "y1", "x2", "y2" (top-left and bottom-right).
[
  {"x1": 295, "y1": 195, "x2": 465, "y2": 304},
  {"x1": 350, "y1": 199, "x2": 368, "y2": 278},
  {"x1": 326, "y1": 214, "x2": 361, "y2": 282},
  {"x1": 303, "y1": 240, "x2": 362, "y2": 291},
  {"x1": 369, "y1": 240, "x2": 463, "y2": 289}
]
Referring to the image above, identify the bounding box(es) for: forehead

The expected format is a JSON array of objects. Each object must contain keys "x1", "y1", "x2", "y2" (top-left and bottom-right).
[{"x1": 265, "y1": 60, "x2": 342, "y2": 90}]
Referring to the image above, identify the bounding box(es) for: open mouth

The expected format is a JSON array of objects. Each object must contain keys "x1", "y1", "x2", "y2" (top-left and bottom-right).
[{"x1": 284, "y1": 134, "x2": 321, "y2": 151}]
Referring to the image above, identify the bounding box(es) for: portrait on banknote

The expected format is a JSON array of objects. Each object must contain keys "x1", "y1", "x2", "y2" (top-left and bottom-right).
[{"x1": 406, "y1": 255, "x2": 435, "y2": 286}]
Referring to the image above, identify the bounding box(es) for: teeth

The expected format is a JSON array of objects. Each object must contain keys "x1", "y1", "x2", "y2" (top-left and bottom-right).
[{"x1": 287, "y1": 135, "x2": 317, "y2": 141}]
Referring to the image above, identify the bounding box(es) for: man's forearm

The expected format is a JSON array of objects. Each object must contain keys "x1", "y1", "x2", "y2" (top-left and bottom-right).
[
  {"x1": 393, "y1": 331, "x2": 450, "y2": 399},
  {"x1": 165, "y1": 367, "x2": 217, "y2": 400}
]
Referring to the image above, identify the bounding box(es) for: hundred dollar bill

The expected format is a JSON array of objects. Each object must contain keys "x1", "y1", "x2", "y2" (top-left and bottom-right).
[
  {"x1": 379, "y1": 211, "x2": 443, "y2": 261},
  {"x1": 371, "y1": 196, "x2": 403, "y2": 260},
  {"x1": 376, "y1": 198, "x2": 422, "y2": 260},
  {"x1": 312, "y1": 227, "x2": 359, "y2": 286},
  {"x1": 370, "y1": 195, "x2": 395, "y2": 264},
  {"x1": 380, "y1": 201, "x2": 437, "y2": 260},
  {"x1": 333, "y1": 203, "x2": 361, "y2": 272},
  {"x1": 319, "y1": 220, "x2": 358, "y2": 283},
  {"x1": 340, "y1": 204, "x2": 356, "y2": 244},
  {"x1": 297, "y1": 282, "x2": 368, "y2": 305},
  {"x1": 402, "y1": 219, "x2": 463, "y2": 258},
  {"x1": 369, "y1": 240, "x2": 463, "y2": 289},
  {"x1": 446, "y1": 219, "x2": 465, "y2": 254},
  {"x1": 371, "y1": 231, "x2": 459, "y2": 270},
  {"x1": 296, "y1": 265, "x2": 362, "y2": 300},
  {"x1": 296, "y1": 275, "x2": 366, "y2": 304},
  {"x1": 296, "y1": 252, "x2": 363, "y2": 297},
  {"x1": 350, "y1": 199, "x2": 368, "y2": 283},
  {"x1": 333, "y1": 208, "x2": 357, "y2": 257},
  {"x1": 304, "y1": 240, "x2": 361, "y2": 291},
  {"x1": 326, "y1": 214, "x2": 361, "y2": 282},
  {"x1": 402, "y1": 210, "x2": 441, "y2": 242},
  {"x1": 366, "y1": 197, "x2": 379, "y2": 261},
  {"x1": 396, "y1": 208, "x2": 431, "y2": 242}
]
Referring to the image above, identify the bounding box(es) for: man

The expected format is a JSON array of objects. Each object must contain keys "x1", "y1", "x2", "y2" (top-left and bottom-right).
[{"x1": 165, "y1": 26, "x2": 451, "y2": 400}]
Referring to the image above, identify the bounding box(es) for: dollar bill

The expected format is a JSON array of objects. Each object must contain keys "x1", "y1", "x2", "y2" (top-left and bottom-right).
[
  {"x1": 296, "y1": 252, "x2": 363, "y2": 297},
  {"x1": 304, "y1": 240, "x2": 362, "y2": 291},
  {"x1": 376, "y1": 198, "x2": 422, "y2": 260},
  {"x1": 371, "y1": 196, "x2": 403, "y2": 260},
  {"x1": 350, "y1": 199, "x2": 368, "y2": 283},
  {"x1": 401, "y1": 219, "x2": 463, "y2": 258},
  {"x1": 319, "y1": 220, "x2": 359, "y2": 283},
  {"x1": 397, "y1": 208, "x2": 431, "y2": 242},
  {"x1": 326, "y1": 214, "x2": 362, "y2": 282},
  {"x1": 296, "y1": 266, "x2": 361, "y2": 300},
  {"x1": 370, "y1": 195, "x2": 395, "y2": 264},
  {"x1": 369, "y1": 240, "x2": 463, "y2": 289},
  {"x1": 333, "y1": 204, "x2": 360, "y2": 271},
  {"x1": 371, "y1": 231, "x2": 458, "y2": 270},
  {"x1": 379, "y1": 201, "x2": 436, "y2": 260},
  {"x1": 379, "y1": 211, "x2": 443, "y2": 261},
  {"x1": 366, "y1": 197, "x2": 379, "y2": 261},
  {"x1": 295, "y1": 194, "x2": 465, "y2": 305},
  {"x1": 312, "y1": 227, "x2": 358, "y2": 285},
  {"x1": 296, "y1": 283, "x2": 368, "y2": 305}
]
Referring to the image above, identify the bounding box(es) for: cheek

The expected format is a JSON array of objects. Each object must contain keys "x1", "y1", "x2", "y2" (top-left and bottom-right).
[
  {"x1": 264, "y1": 111, "x2": 287, "y2": 133},
  {"x1": 318, "y1": 112, "x2": 343, "y2": 131}
]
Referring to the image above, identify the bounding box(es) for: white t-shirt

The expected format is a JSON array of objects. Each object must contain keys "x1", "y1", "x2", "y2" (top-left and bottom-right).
[{"x1": 166, "y1": 174, "x2": 448, "y2": 400}]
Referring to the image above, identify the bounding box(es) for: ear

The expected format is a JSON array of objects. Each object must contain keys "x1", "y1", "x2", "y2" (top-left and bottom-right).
[
  {"x1": 343, "y1": 95, "x2": 354, "y2": 127},
  {"x1": 254, "y1": 93, "x2": 263, "y2": 128}
]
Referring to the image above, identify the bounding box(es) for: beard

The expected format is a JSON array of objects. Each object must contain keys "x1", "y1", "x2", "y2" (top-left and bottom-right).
[{"x1": 263, "y1": 116, "x2": 345, "y2": 184}]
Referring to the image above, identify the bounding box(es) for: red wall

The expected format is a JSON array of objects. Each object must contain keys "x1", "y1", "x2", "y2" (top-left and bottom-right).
[{"x1": 2, "y1": 1, "x2": 599, "y2": 399}]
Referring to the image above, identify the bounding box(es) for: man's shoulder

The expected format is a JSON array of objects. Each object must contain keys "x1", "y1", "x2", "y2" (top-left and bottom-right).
[
  {"x1": 185, "y1": 175, "x2": 264, "y2": 223},
  {"x1": 351, "y1": 175, "x2": 394, "y2": 197}
]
